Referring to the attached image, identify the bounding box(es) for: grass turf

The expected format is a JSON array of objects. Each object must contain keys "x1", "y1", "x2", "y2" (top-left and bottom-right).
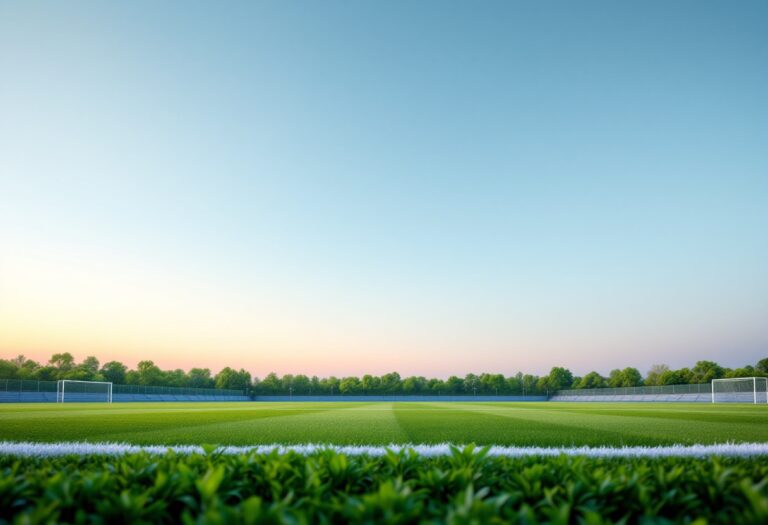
[{"x1": 1, "y1": 401, "x2": 767, "y2": 447}]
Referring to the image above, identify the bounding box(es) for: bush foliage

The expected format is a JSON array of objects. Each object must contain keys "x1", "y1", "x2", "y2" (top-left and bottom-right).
[{"x1": 1, "y1": 448, "x2": 767, "y2": 524}]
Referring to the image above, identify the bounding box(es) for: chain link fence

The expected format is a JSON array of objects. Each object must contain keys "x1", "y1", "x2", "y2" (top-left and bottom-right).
[
  {"x1": 555, "y1": 383, "x2": 712, "y2": 397},
  {"x1": 0, "y1": 379, "x2": 244, "y2": 397}
]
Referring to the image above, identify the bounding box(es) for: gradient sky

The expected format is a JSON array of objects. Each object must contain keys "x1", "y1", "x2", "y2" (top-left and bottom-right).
[{"x1": 1, "y1": 1, "x2": 767, "y2": 378}]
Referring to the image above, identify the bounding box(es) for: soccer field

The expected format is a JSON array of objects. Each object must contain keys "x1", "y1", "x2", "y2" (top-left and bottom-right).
[
  {"x1": 3, "y1": 401, "x2": 768, "y2": 522},
  {"x1": 2, "y1": 401, "x2": 767, "y2": 447}
]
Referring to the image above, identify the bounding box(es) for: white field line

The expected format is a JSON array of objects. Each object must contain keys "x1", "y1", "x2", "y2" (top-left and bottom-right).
[{"x1": 1, "y1": 441, "x2": 767, "y2": 458}]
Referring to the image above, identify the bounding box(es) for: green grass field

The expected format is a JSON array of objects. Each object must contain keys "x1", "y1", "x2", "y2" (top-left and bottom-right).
[
  {"x1": 2, "y1": 401, "x2": 767, "y2": 446},
  {"x1": 3, "y1": 402, "x2": 768, "y2": 523}
]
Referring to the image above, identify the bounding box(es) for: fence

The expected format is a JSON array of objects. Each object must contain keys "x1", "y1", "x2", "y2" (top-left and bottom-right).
[
  {"x1": 0, "y1": 379, "x2": 244, "y2": 398},
  {"x1": 253, "y1": 395, "x2": 548, "y2": 402},
  {"x1": 555, "y1": 383, "x2": 712, "y2": 397}
]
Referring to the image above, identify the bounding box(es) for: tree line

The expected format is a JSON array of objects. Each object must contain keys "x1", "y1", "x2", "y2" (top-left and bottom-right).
[
  {"x1": 1, "y1": 353, "x2": 766, "y2": 395},
  {"x1": 0, "y1": 353, "x2": 251, "y2": 391}
]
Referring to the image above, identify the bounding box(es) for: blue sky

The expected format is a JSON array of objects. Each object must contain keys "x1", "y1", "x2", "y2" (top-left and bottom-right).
[{"x1": 1, "y1": 1, "x2": 766, "y2": 376}]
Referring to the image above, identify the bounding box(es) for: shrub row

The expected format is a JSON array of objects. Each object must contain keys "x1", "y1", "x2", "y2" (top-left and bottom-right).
[{"x1": 1, "y1": 447, "x2": 767, "y2": 524}]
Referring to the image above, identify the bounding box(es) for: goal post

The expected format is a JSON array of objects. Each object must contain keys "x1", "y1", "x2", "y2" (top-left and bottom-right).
[
  {"x1": 56, "y1": 380, "x2": 113, "y2": 403},
  {"x1": 711, "y1": 377, "x2": 768, "y2": 404}
]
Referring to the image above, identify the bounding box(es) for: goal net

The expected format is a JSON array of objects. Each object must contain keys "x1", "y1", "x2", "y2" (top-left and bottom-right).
[
  {"x1": 56, "y1": 380, "x2": 113, "y2": 403},
  {"x1": 712, "y1": 377, "x2": 767, "y2": 404}
]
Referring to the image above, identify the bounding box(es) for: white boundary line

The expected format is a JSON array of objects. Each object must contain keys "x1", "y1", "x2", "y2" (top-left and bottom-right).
[{"x1": 1, "y1": 441, "x2": 767, "y2": 458}]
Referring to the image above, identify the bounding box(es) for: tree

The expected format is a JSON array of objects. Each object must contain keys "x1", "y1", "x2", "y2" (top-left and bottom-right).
[
  {"x1": 280, "y1": 374, "x2": 296, "y2": 395},
  {"x1": 214, "y1": 368, "x2": 251, "y2": 391},
  {"x1": 521, "y1": 374, "x2": 538, "y2": 395},
  {"x1": 236, "y1": 368, "x2": 253, "y2": 391},
  {"x1": 3, "y1": 355, "x2": 39, "y2": 380},
  {"x1": 258, "y1": 373, "x2": 281, "y2": 395},
  {"x1": 187, "y1": 368, "x2": 214, "y2": 388},
  {"x1": 361, "y1": 374, "x2": 379, "y2": 395},
  {"x1": 621, "y1": 367, "x2": 643, "y2": 387},
  {"x1": 62, "y1": 367, "x2": 96, "y2": 381},
  {"x1": 100, "y1": 361, "x2": 127, "y2": 384},
  {"x1": 659, "y1": 369, "x2": 683, "y2": 385},
  {"x1": 165, "y1": 369, "x2": 187, "y2": 387},
  {"x1": 645, "y1": 364, "x2": 669, "y2": 386},
  {"x1": 546, "y1": 367, "x2": 574, "y2": 391},
  {"x1": 321, "y1": 376, "x2": 340, "y2": 395},
  {"x1": 427, "y1": 378, "x2": 444, "y2": 394},
  {"x1": 137, "y1": 360, "x2": 163, "y2": 386},
  {"x1": 464, "y1": 373, "x2": 480, "y2": 395},
  {"x1": 0, "y1": 359, "x2": 16, "y2": 379},
  {"x1": 49, "y1": 353, "x2": 75, "y2": 374},
  {"x1": 607, "y1": 368, "x2": 643, "y2": 387},
  {"x1": 125, "y1": 370, "x2": 140, "y2": 385},
  {"x1": 339, "y1": 376, "x2": 361, "y2": 395},
  {"x1": 214, "y1": 367, "x2": 237, "y2": 390},
  {"x1": 445, "y1": 376, "x2": 464, "y2": 394},
  {"x1": 676, "y1": 367, "x2": 694, "y2": 384},
  {"x1": 81, "y1": 356, "x2": 100, "y2": 375},
  {"x1": 62, "y1": 356, "x2": 102, "y2": 381},
  {"x1": 236, "y1": 369, "x2": 252, "y2": 392},
  {"x1": 380, "y1": 372, "x2": 402, "y2": 394},
  {"x1": 607, "y1": 369, "x2": 623, "y2": 388},
  {"x1": 506, "y1": 373, "x2": 523, "y2": 395},
  {"x1": 578, "y1": 371, "x2": 606, "y2": 389},
  {"x1": 690, "y1": 361, "x2": 725, "y2": 383},
  {"x1": 481, "y1": 373, "x2": 506, "y2": 395},
  {"x1": 402, "y1": 376, "x2": 426, "y2": 394},
  {"x1": 15, "y1": 357, "x2": 40, "y2": 379},
  {"x1": 725, "y1": 366, "x2": 755, "y2": 378},
  {"x1": 755, "y1": 358, "x2": 768, "y2": 375},
  {"x1": 32, "y1": 366, "x2": 58, "y2": 381},
  {"x1": 292, "y1": 374, "x2": 311, "y2": 395}
]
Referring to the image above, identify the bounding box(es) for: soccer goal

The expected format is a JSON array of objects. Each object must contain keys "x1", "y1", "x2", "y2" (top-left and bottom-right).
[
  {"x1": 711, "y1": 377, "x2": 768, "y2": 404},
  {"x1": 56, "y1": 380, "x2": 113, "y2": 403}
]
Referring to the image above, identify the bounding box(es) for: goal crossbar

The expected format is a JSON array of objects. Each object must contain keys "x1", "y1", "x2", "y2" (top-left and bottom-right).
[
  {"x1": 56, "y1": 380, "x2": 113, "y2": 403},
  {"x1": 711, "y1": 377, "x2": 768, "y2": 404}
]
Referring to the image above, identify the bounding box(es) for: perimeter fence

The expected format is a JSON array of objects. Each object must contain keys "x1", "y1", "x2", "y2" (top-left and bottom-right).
[
  {"x1": 0, "y1": 379, "x2": 244, "y2": 398},
  {"x1": 555, "y1": 383, "x2": 712, "y2": 397}
]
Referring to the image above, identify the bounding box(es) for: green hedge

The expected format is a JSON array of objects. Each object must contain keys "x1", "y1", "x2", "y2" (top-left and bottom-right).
[{"x1": 1, "y1": 448, "x2": 767, "y2": 524}]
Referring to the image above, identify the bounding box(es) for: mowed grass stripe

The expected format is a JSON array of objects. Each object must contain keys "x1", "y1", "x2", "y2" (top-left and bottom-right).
[
  {"x1": 85, "y1": 408, "x2": 323, "y2": 445},
  {"x1": 226, "y1": 402, "x2": 409, "y2": 445},
  {"x1": 74, "y1": 402, "x2": 409, "y2": 446},
  {"x1": 451, "y1": 403, "x2": 768, "y2": 445},
  {"x1": 393, "y1": 402, "x2": 521, "y2": 444},
  {"x1": 547, "y1": 407, "x2": 768, "y2": 426},
  {"x1": 82, "y1": 406, "x2": 352, "y2": 445},
  {"x1": 0, "y1": 402, "x2": 407, "y2": 445},
  {"x1": 1, "y1": 402, "x2": 767, "y2": 446},
  {"x1": 450, "y1": 403, "x2": 684, "y2": 446},
  {"x1": 0, "y1": 405, "x2": 337, "y2": 443},
  {"x1": 506, "y1": 402, "x2": 768, "y2": 417},
  {"x1": 0, "y1": 402, "x2": 332, "y2": 421},
  {"x1": 395, "y1": 403, "x2": 637, "y2": 446},
  {"x1": 129, "y1": 403, "x2": 407, "y2": 445}
]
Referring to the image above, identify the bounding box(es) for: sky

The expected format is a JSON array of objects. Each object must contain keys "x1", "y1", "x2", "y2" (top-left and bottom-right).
[{"x1": 1, "y1": 1, "x2": 766, "y2": 378}]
